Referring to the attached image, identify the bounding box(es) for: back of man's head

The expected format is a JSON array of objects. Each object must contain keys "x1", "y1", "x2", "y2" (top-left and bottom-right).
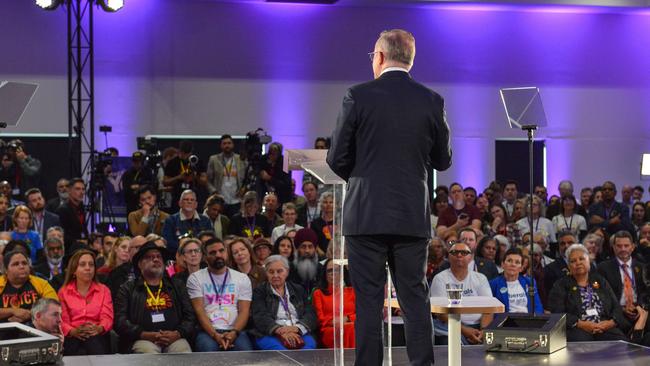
[{"x1": 377, "y1": 29, "x2": 416, "y2": 66}]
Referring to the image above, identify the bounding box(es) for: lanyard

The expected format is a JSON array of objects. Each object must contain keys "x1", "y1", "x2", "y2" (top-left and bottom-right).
[
  {"x1": 620, "y1": 263, "x2": 636, "y2": 288},
  {"x1": 562, "y1": 215, "x2": 573, "y2": 231},
  {"x1": 278, "y1": 286, "x2": 293, "y2": 325},
  {"x1": 144, "y1": 281, "x2": 163, "y2": 311},
  {"x1": 180, "y1": 160, "x2": 190, "y2": 175},
  {"x1": 306, "y1": 205, "x2": 317, "y2": 226},
  {"x1": 208, "y1": 269, "x2": 229, "y2": 309},
  {"x1": 245, "y1": 216, "x2": 256, "y2": 236},
  {"x1": 34, "y1": 214, "x2": 44, "y2": 238},
  {"x1": 222, "y1": 156, "x2": 234, "y2": 177}
]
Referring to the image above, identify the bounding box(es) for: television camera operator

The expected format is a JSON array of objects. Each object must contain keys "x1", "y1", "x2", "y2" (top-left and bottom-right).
[
  {"x1": 0, "y1": 139, "x2": 42, "y2": 200},
  {"x1": 122, "y1": 151, "x2": 156, "y2": 214},
  {"x1": 163, "y1": 140, "x2": 208, "y2": 212}
]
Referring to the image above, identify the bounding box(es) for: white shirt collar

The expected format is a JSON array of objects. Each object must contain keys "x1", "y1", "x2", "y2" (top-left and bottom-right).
[
  {"x1": 380, "y1": 67, "x2": 409, "y2": 76},
  {"x1": 616, "y1": 257, "x2": 632, "y2": 268},
  {"x1": 179, "y1": 210, "x2": 200, "y2": 221}
]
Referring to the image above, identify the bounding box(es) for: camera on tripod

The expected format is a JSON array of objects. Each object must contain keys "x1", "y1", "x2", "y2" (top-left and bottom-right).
[{"x1": 136, "y1": 137, "x2": 162, "y2": 170}]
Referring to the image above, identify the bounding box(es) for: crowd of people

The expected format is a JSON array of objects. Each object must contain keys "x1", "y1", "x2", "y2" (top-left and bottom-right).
[{"x1": 1, "y1": 134, "x2": 650, "y2": 355}]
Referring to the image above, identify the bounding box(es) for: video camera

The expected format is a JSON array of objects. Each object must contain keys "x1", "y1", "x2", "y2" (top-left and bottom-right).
[{"x1": 136, "y1": 137, "x2": 162, "y2": 170}]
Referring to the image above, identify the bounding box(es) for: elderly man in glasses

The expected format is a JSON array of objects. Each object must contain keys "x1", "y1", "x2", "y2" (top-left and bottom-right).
[{"x1": 430, "y1": 241, "x2": 493, "y2": 345}]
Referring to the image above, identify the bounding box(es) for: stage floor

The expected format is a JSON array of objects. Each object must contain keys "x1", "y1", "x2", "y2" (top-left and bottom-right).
[{"x1": 62, "y1": 341, "x2": 650, "y2": 365}]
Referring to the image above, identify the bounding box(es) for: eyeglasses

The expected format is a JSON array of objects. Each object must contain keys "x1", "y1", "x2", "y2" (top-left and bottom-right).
[
  {"x1": 183, "y1": 248, "x2": 201, "y2": 255},
  {"x1": 368, "y1": 51, "x2": 381, "y2": 62},
  {"x1": 449, "y1": 250, "x2": 472, "y2": 257}
]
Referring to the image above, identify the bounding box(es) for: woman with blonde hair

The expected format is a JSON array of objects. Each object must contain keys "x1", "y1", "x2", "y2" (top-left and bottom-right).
[
  {"x1": 10, "y1": 205, "x2": 42, "y2": 263},
  {"x1": 97, "y1": 236, "x2": 131, "y2": 275}
]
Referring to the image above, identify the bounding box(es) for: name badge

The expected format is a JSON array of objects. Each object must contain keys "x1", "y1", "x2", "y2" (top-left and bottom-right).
[
  {"x1": 586, "y1": 308, "x2": 598, "y2": 317},
  {"x1": 152, "y1": 312, "x2": 165, "y2": 323},
  {"x1": 223, "y1": 179, "x2": 234, "y2": 187}
]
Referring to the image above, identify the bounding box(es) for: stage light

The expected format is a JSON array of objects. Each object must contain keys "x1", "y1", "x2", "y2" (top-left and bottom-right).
[
  {"x1": 97, "y1": 0, "x2": 123, "y2": 12},
  {"x1": 35, "y1": 0, "x2": 62, "y2": 10}
]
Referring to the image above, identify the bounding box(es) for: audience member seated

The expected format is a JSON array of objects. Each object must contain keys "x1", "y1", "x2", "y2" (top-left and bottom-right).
[
  {"x1": 128, "y1": 186, "x2": 169, "y2": 237},
  {"x1": 430, "y1": 241, "x2": 493, "y2": 345},
  {"x1": 631, "y1": 202, "x2": 647, "y2": 237},
  {"x1": 262, "y1": 193, "x2": 284, "y2": 229},
  {"x1": 271, "y1": 203, "x2": 303, "y2": 244},
  {"x1": 30, "y1": 298, "x2": 63, "y2": 343},
  {"x1": 46, "y1": 178, "x2": 69, "y2": 213},
  {"x1": 0, "y1": 194, "x2": 12, "y2": 231},
  {"x1": 251, "y1": 255, "x2": 317, "y2": 350},
  {"x1": 25, "y1": 188, "x2": 60, "y2": 242},
  {"x1": 597, "y1": 231, "x2": 650, "y2": 328},
  {"x1": 230, "y1": 191, "x2": 271, "y2": 239},
  {"x1": 310, "y1": 192, "x2": 334, "y2": 257},
  {"x1": 589, "y1": 181, "x2": 634, "y2": 236},
  {"x1": 253, "y1": 238, "x2": 273, "y2": 266},
  {"x1": 97, "y1": 236, "x2": 130, "y2": 276},
  {"x1": 58, "y1": 250, "x2": 113, "y2": 355},
  {"x1": 56, "y1": 178, "x2": 88, "y2": 253},
  {"x1": 203, "y1": 194, "x2": 230, "y2": 240},
  {"x1": 476, "y1": 236, "x2": 502, "y2": 273},
  {"x1": 637, "y1": 223, "x2": 650, "y2": 262},
  {"x1": 548, "y1": 243, "x2": 630, "y2": 342},
  {"x1": 197, "y1": 230, "x2": 217, "y2": 245},
  {"x1": 33, "y1": 237, "x2": 65, "y2": 290},
  {"x1": 114, "y1": 242, "x2": 195, "y2": 354},
  {"x1": 187, "y1": 238, "x2": 254, "y2": 351},
  {"x1": 430, "y1": 194, "x2": 448, "y2": 234},
  {"x1": 583, "y1": 233, "x2": 604, "y2": 264},
  {"x1": 501, "y1": 180, "x2": 519, "y2": 220},
  {"x1": 436, "y1": 183, "x2": 482, "y2": 238},
  {"x1": 289, "y1": 229, "x2": 322, "y2": 296},
  {"x1": 228, "y1": 237, "x2": 266, "y2": 289},
  {"x1": 546, "y1": 180, "x2": 588, "y2": 220},
  {"x1": 437, "y1": 228, "x2": 498, "y2": 280},
  {"x1": 489, "y1": 248, "x2": 543, "y2": 314},
  {"x1": 161, "y1": 189, "x2": 212, "y2": 254},
  {"x1": 0, "y1": 250, "x2": 58, "y2": 323},
  {"x1": 552, "y1": 195, "x2": 588, "y2": 241},
  {"x1": 426, "y1": 237, "x2": 447, "y2": 284},
  {"x1": 312, "y1": 258, "x2": 355, "y2": 348},
  {"x1": 296, "y1": 182, "x2": 320, "y2": 228},
  {"x1": 516, "y1": 195, "x2": 556, "y2": 248},
  {"x1": 172, "y1": 238, "x2": 203, "y2": 285},
  {"x1": 0, "y1": 181, "x2": 25, "y2": 209},
  {"x1": 205, "y1": 134, "x2": 247, "y2": 218},
  {"x1": 543, "y1": 231, "x2": 577, "y2": 308},
  {"x1": 11, "y1": 205, "x2": 43, "y2": 264},
  {"x1": 530, "y1": 244, "x2": 550, "y2": 308}
]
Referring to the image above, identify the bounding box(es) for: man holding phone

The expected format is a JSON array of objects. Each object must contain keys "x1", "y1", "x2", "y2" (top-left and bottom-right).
[{"x1": 436, "y1": 182, "x2": 482, "y2": 238}]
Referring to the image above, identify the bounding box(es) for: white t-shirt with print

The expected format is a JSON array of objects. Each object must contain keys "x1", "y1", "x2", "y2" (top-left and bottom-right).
[
  {"x1": 506, "y1": 280, "x2": 528, "y2": 313},
  {"x1": 430, "y1": 269, "x2": 491, "y2": 325},
  {"x1": 187, "y1": 268, "x2": 252, "y2": 330}
]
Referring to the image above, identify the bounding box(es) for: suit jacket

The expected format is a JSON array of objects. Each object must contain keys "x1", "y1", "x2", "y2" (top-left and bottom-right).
[
  {"x1": 597, "y1": 258, "x2": 649, "y2": 307},
  {"x1": 30, "y1": 210, "x2": 60, "y2": 240},
  {"x1": 205, "y1": 153, "x2": 247, "y2": 194},
  {"x1": 55, "y1": 201, "x2": 87, "y2": 252},
  {"x1": 326, "y1": 70, "x2": 452, "y2": 237}
]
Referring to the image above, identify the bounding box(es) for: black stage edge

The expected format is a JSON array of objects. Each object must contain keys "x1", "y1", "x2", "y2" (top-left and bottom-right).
[{"x1": 61, "y1": 341, "x2": 650, "y2": 366}]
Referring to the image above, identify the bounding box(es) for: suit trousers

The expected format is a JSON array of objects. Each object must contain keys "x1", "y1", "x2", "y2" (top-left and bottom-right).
[{"x1": 347, "y1": 235, "x2": 434, "y2": 366}]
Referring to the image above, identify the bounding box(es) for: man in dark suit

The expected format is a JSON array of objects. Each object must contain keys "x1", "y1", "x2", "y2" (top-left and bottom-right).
[
  {"x1": 327, "y1": 29, "x2": 451, "y2": 366},
  {"x1": 55, "y1": 177, "x2": 88, "y2": 255},
  {"x1": 589, "y1": 181, "x2": 635, "y2": 237},
  {"x1": 25, "y1": 188, "x2": 60, "y2": 242},
  {"x1": 597, "y1": 230, "x2": 650, "y2": 321}
]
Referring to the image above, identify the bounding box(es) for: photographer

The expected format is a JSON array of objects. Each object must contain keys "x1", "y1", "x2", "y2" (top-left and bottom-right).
[
  {"x1": 257, "y1": 142, "x2": 291, "y2": 205},
  {"x1": 0, "y1": 139, "x2": 42, "y2": 200},
  {"x1": 163, "y1": 140, "x2": 208, "y2": 212},
  {"x1": 122, "y1": 152, "x2": 155, "y2": 214}
]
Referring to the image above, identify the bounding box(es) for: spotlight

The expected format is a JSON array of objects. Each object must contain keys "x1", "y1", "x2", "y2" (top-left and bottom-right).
[
  {"x1": 35, "y1": 0, "x2": 62, "y2": 10},
  {"x1": 97, "y1": 0, "x2": 123, "y2": 12}
]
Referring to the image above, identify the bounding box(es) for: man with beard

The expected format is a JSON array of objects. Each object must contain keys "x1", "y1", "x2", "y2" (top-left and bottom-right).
[
  {"x1": 46, "y1": 178, "x2": 69, "y2": 212},
  {"x1": 206, "y1": 134, "x2": 247, "y2": 218},
  {"x1": 114, "y1": 242, "x2": 195, "y2": 354},
  {"x1": 25, "y1": 188, "x2": 60, "y2": 242},
  {"x1": 33, "y1": 237, "x2": 65, "y2": 286},
  {"x1": 289, "y1": 228, "x2": 322, "y2": 294},
  {"x1": 296, "y1": 182, "x2": 320, "y2": 228},
  {"x1": 187, "y1": 238, "x2": 254, "y2": 351}
]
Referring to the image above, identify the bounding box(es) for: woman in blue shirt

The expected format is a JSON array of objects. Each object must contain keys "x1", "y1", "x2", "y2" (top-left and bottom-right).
[
  {"x1": 490, "y1": 247, "x2": 543, "y2": 313},
  {"x1": 10, "y1": 205, "x2": 43, "y2": 264}
]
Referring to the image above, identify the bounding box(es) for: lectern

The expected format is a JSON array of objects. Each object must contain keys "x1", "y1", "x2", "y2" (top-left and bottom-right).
[{"x1": 285, "y1": 149, "x2": 348, "y2": 366}]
